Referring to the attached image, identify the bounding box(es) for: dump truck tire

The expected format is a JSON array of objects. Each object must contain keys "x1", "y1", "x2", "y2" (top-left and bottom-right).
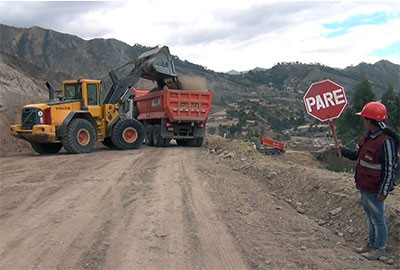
[
  {"x1": 152, "y1": 125, "x2": 163, "y2": 147},
  {"x1": 145, "y1": 125, "x2": 153, "y2": 146},
  {"x1": 176, "y1": 139, "x2": 186, "y2": 146},
  {"x1": 31, "y1": 142, "x2": 62, "y2": 155},
  {"x1": 111, "y1": 119, "x2": 144, "y2": 150},
  {"x1": 62, "y1": 118, "x2": 96, "y2": 154},
  {"x1": 195, "y1": 138, "x2": 203, "y2": 147},
  {"x1": 162, "y1": 138, "x2": 171, "y2": 147},
  {"x1": 101, "y1": 137, "x2": 115, "y2": 148}
]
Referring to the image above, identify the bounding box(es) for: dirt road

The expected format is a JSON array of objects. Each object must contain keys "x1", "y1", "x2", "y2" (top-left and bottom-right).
[{"x1": 0, "y1": 144, "x2": 394, "y2": 269}]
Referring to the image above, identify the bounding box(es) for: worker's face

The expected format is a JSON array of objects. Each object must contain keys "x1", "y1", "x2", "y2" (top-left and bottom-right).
[{"x1": 363, "y1": 118, "x2": 372, "y2": 131}]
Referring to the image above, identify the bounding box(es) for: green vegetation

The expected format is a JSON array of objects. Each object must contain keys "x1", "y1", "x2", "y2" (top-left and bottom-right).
[
  {"x1": 382, "y1": 84, "x2": 400, "y2": 133},
  {"x1": 337, "y1": 78, "x2": 400, "y2": 146}
]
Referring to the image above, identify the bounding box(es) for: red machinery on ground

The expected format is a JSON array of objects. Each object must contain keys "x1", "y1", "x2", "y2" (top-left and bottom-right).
[{"x1": 258, "y1": 135, "x2": 285, "y2": 155}]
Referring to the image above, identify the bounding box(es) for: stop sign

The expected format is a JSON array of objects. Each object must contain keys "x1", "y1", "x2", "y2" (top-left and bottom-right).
[{"x1": 303, "y1": 79, "x2": 347, "y2": 122}]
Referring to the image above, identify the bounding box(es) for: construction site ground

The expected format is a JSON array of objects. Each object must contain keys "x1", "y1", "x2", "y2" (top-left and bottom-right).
[{"x1": 1, "y1": 136, "x2": 399, "y2": 269}]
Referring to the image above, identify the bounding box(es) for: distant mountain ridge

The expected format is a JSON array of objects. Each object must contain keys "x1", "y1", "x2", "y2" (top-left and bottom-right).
[{"x1": 1, "y1": 23, "x2": 399, "y2": 113}]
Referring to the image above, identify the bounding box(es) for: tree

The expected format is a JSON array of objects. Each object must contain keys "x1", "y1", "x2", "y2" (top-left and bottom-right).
[
  {"x1": 381, "y1": 84, "x2": 400, "y2": 133},
  {"x1": 238, "y1": 110, "x2": 247, "y2": 127},
  {"x1": 337, "y1": 78, "x2": 376, "y2": 146},
  {"x1": 229, "y1": 124, "x2": 238, "y2": 136}
]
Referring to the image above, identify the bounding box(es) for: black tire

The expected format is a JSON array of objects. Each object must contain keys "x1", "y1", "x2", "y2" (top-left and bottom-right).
[
  {"x1": 30, "y1": 142, "x2": 62, "y2": 155},
  {"x1": 185, "y1": 138, "x2": 203, "y2": 147},
  {"x1": 186, "y1": 139, "x2": 195, "y2": 147},
  {"x1": 176, "y1": 139, "x2": 186, "y2": 146},
  {"x1": 111, "y1": 118, "x2": 144, "y2": 150},
  {"x1": 145, "y1": 125, "x2": 153, "y2": 146},
  {"x1": 163, "y1": 138, "x2": 171, "y2": 147},
  {"x1": 101, "y1": 137, "x2": 115, "y2": 148},
  {"x1": 195, "y1": 138, "x2": 204, "y2": 147},
  {"x1": 152, "y1": 125, "x2": 163, "y2": 147},
  {"x1": 62, "y1": 118, "x2": 96, "y2": 154}
]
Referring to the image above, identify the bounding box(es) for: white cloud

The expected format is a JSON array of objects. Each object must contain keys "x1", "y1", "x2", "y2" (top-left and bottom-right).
[{"x1": 1, "y1": 1, "x2": 399, "y2": 72}]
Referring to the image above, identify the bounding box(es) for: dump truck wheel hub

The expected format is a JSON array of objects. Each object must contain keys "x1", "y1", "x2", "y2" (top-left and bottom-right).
[
  {"x1": 77, "y1": 129, "x2": 90, "y2": 146},
  {"x1": 122, "y1": 127, "x2": 138, "y2": 143}
]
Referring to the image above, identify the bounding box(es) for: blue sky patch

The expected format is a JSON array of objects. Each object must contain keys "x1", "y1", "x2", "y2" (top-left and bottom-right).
[
  {"x1": 323, "y1": 12, "x2": 399, "y2": 38},
  {"x1": 369, "y1": 41, "x2": 400, "y2": 57}
]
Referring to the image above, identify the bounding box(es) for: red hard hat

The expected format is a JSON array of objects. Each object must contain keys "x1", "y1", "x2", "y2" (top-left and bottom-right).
[{"x1": 356, "y1": 102, "x2": 388, "y2": 121}]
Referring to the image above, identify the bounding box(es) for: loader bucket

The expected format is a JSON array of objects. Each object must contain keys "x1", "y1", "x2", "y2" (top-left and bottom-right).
[{"x1": 137, "y1": 46, "x2": 177, "y2": 80}]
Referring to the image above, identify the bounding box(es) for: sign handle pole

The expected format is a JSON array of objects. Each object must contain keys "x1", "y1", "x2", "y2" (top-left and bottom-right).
[{"x1": 329, "y1": 120, "x2": 341, "y2": 157}]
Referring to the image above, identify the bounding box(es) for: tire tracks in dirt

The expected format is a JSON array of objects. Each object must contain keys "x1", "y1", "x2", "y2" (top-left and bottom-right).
[
  {"x1": 0, "y1": 149, "x2": 159, "y2": 269},
  {"x1": 179, "y1": 149, "x2": 248, "y2": 270}
]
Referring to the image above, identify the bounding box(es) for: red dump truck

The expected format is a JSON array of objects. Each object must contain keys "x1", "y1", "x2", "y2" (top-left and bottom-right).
[
  {"x1": 133, "y1": 87, "x2": 212, "y2": 147},
  {"x1": 258, "y1": 135, "x2": 285, "y2": 155}
]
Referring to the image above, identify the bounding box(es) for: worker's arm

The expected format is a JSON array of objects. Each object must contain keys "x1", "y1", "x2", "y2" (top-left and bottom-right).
[
  {"x1": 341, "y1": 147, "x2": 358, "y2": 160},
  {"x1": 378, "y1": 138, "x2": 397, "y2": 198}
]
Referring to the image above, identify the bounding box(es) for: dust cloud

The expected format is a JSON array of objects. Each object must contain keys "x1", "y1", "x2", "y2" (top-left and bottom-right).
[{"x1": 178, "y1": 76, "x2": 208, "y2": 92}]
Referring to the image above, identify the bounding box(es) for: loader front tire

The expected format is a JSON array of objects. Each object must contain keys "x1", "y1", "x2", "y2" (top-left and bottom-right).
[
  {"x1": 62, "y1": 118, "x2": 96, "y2": 154},
  {"x1": 31, "y1": 142, "x2": 62, "y2": 155},
  {"x1": 111, "y1": 119, "x2": 144, "y2": 150}
]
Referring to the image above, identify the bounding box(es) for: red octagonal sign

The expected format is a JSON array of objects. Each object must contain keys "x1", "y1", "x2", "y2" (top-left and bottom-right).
[{"x1": 303, "y1": 79, "x2": 347, "y2": 122}]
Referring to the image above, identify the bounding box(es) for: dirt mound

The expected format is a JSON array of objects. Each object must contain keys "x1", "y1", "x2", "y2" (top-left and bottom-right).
[
  {"x1": 0, "y1": 97, "x2": 45, "y2": 156},
  {"x1": 314, "y1": 147, "x2": 356, "y2": 172},
  {"x1": 204, "y1": 135, "x2": 400, "y2": 263}
]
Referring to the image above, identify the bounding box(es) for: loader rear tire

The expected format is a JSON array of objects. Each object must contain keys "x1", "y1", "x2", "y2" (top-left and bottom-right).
[
  {"x1": 31, "y1": 142, "x2": 62, "y2": 155},
  {"x1": 111, "y1": 119, "x2": 144, "y2": 150},
  {"x1": 62, "y1": 118, "x2": 96, "y2": 154}
]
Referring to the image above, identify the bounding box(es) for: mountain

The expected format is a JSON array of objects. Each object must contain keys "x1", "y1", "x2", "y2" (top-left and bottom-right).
[
  {"x1": 226, "y1": 70, "x2": 242, "y2": 75},
  {"x1": 0, "y1": 23, "x2": 399, "y2": 125}
]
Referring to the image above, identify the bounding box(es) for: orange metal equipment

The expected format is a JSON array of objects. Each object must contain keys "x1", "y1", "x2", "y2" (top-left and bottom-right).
[
  {"x1": 133, "y1": 86, "x2": 212, "y2": 147},
  {"x1": 259, "y1": 135, "x2": 285, "y2": 154},
  {"x1": 134, "y1": 87, "x2": 212, "y2": 122}
]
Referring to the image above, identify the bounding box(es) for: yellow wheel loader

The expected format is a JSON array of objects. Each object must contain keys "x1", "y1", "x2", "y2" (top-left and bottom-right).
[{"x1": 10, "y1": 46, "x2": 178, "y2": 154}]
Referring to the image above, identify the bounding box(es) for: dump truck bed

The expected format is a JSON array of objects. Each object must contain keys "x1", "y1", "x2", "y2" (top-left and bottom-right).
[
  {"x1": 260, "y1": 135, "x2": 285, "y2": 151},
  {"x1": 134, "y1": 87, "x2": 212, "y2": 122}
]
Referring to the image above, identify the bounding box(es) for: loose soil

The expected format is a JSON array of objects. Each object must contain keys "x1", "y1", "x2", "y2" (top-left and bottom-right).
[{"x1": 1, "y1": 136, "x2": 399, "y2": 269}]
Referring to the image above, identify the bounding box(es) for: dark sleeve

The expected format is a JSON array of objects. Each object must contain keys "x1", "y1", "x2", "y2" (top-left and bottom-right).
[
  {"x1": 378, "y1": 138, "x2": 397, "y2": 195},
  {"x1": 341, "y1": 147, "x2": 358, "y2": 160}
]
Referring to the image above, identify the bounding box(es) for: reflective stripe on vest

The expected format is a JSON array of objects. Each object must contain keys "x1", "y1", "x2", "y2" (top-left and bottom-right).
[{"x1": 359, "y1": 159, "x2": 381, "y2": 170}]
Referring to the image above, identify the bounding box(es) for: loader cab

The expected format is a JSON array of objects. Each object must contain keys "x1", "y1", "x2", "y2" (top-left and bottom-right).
[{"x1": 62, "y1": 79, "x2": 102, "y2": 106}]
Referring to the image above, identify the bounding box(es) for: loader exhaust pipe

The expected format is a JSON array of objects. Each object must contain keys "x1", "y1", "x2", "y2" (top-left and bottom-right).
[{"x1": 46, "y1": 82, "x2": 55, "y2": 101}]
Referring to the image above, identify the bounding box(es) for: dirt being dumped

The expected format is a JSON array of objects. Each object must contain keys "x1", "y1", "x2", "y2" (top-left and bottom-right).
[{"x1": 178, "y1": 75, "x2": 208, "y2": 91}]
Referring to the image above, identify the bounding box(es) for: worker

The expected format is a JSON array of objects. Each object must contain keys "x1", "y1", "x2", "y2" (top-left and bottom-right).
[{"x1": 339, "y1": 101, "x2": 399, "y2": 260}]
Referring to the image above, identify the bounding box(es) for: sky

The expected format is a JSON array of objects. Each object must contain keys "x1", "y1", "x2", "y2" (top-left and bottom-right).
[{"x1": 1, "y1": 1, "x2": 399, "y2": 72}]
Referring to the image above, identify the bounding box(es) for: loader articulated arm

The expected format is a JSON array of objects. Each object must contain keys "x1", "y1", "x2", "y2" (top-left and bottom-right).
[{"x1": 102, "y1": 46, "x2": 178, "y2": 105}]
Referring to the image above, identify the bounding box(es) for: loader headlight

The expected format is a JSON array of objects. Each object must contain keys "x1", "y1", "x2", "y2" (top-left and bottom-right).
[{"x1": 38, "y1": 110, "x2": 43, "y2": 123}]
